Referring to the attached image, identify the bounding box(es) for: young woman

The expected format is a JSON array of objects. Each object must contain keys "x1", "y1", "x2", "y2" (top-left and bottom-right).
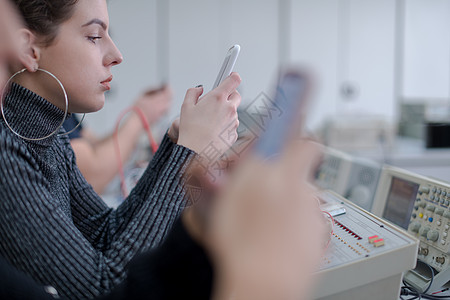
[
  {"x1": 0, "y1": 2, "x2": 328, "y2": 300},
  {"x1": 0, "y1": 0, "x2": 240, "y2": 298}
]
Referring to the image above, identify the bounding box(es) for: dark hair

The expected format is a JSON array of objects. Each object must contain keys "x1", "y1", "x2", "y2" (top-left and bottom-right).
[{"x1": 11, "y1": 0, "x2": 79, "y2": 46}]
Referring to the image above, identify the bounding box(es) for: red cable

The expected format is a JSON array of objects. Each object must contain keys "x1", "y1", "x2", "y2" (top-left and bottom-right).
[
  {"x1": 432, "y1": 288, "x2": 449, "y2": 295},
  {"x1": 113, "y1": 106, "x2": 159, "y2": 198}
]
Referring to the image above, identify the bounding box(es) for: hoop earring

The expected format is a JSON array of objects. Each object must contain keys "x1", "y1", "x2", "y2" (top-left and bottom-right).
[
  {"x1": 1, "y1": 68, "x2": 69, "y2": 141},
  {"x1": 60, "y1": 113, "x2": 86, "y2": 136}
]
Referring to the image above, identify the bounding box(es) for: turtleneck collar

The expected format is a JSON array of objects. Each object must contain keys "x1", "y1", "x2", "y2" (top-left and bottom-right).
[{"x1": 1, "y1": 82, "x2": 66, "y2": 147}]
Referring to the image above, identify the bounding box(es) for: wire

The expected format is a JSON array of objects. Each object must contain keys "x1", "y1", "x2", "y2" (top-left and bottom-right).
[
  {"x1": 401, "y1": 283, "x2": 421, "y2": 300},
  {"x1": 400, "y1": 260, "x2": 447, "y2": 300},
  {"x1": 432, "y1": 288, "x2": 449, "y2": 295},
  {"x1": 400, "y1": 292, "x2": 450, "y2": 300},
  {"x1": 420, "y1": 294, "x2": 450, "y2": 299},
  {"x1": 113, "y1": 106, "x2": 159, "y2": 198},
  {"x1": 402, "y1": 286, "x2": 450, "y2": 299},
  {"x1": 418, "y1": 260, "x2": 435, "y2": 294}
]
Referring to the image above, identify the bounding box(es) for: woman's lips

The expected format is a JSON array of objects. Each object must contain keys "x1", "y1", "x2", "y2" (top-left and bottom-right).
[{"x1": 101, "y1": 76, "x2": 113, "y2": 90}]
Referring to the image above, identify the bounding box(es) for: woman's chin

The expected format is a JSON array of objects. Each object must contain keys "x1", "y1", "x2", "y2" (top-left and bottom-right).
[
  {"x1": 92, "y1": 100, "x2": 105, "y2": 112},
  {"x1": 70, "y1": 99, "x2": 105, "y2": 114}
]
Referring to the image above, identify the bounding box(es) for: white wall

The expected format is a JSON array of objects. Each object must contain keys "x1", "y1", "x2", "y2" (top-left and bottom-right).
[
  {"x1": 289, "y1": 0, "x2": 340, "y2": 130},
  {"x1": 343, "y1": 0, "x2": 396, "y2": 119},
  {"x1": 166, "y1": 0, "x2": 281, "y2": 123},
  {"x1": 84, "y1": 0, "x2": 158, "y2": 136},
  {"x1": 85, "y1": 0, "x2": 450, "y2": 139},
  {"x1": 402, "y1": 0, "x2": 450, "y2": 102},
  {"x1": 285, "y1": 0, "x2": 396, "y2": 130}
]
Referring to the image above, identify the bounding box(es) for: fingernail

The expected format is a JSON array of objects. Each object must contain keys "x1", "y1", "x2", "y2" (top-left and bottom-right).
[{"x1": 195, "y1": 84, "x2": 203, "y2": 88}]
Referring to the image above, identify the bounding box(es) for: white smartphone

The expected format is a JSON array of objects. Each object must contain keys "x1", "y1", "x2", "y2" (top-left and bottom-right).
[{"x1": 212, "y1": 44, "x2": 240, "y2": 89}]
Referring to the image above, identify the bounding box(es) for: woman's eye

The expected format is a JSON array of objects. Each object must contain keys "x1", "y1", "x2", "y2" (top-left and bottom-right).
[{"x1": 87, "y1": 36, "x2": 102, "y2": 44}]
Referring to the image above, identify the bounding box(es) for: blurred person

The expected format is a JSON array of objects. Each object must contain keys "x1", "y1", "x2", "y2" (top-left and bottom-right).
[
  {"x1": 186, "y1": 140, "x2": 326, "y2": 300},
  {"x1": 0, "y1": 136, "x2": 327, "y2": 300},
  {"x1": 0, "y1": 0, "x2": 23, "y2": 87},
  {"x1": 63, "y1": 85, "x2": 172, "y2": 195}
]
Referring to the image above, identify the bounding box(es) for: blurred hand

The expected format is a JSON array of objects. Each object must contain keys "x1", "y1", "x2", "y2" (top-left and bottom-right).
[
  {"x1": 214, "y1": 127, "x2": 257, "y2": 171},
  {"x1": 134, "y1": 85, "x2": 172, "y2": 125},
  {"x1": 200, "y1": 139, "x2": 326, "y2": 300},
  {"x1": 177, "y1": 73, "x2": 241, "y2": 163},
  {"x1": 0, "y1": 0, "x2": 23, "y2": 89}
]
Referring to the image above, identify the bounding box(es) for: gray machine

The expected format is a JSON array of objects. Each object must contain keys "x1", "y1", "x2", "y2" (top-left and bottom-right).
[
  {"x1": 372, "y1": 166, "x2": 450, "y2": 292},
  {"x1": 315, "y1": 146, "x2": 382, "y2": 211},
  {"x1": 315, "y1": 191, "x2": 419, "y2": 300}
]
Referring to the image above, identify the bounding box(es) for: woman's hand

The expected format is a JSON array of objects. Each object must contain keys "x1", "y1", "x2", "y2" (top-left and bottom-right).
[
  {"x1": 134, "y1": 85, "x2": 172, "y2": 126},
  {"x1": 201, "y1": 139, "x2": 326, "y2": 300},
  {"x1": 167, "y1": 117, "x2": 180, "y2": 143},
  {"x1": 177, "y1": 73, "x2": 241, "y2": 164}
]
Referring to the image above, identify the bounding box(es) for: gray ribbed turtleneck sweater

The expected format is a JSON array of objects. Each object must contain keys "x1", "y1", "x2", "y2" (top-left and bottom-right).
[{"x1": 0, "y1": 83, "x2": 196, "y2": 299}]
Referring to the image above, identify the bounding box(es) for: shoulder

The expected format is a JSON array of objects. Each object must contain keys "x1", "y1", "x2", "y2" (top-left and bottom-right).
[
  {"x1": 0, "y1": 123, "x2": 41, "y2": 186},
  {"x1": 58, "y1": 127, "x2": 74, "y2": 149},
  {"x1": 0, "y1": 121, "x2": 32, "y2": 159}
]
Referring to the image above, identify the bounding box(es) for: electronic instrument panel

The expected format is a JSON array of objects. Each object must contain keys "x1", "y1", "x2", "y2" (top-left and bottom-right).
[
  {"x1": 314, "y1": 191, "x2": 418, "y2": 300},
  {"x1": 372, "y1": 166, "x2": 450, "y2": 292},
  {"x1": 315, "y1": 146, "x2": 382, "y2": 211}
]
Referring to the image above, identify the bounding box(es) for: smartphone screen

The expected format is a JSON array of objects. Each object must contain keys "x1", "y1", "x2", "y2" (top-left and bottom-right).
[
  {"x1": 253, "y1": 70, "x2": 310, "y2": 158},
  {"x1": 212, "y1": 45, "x2": 240, "y2": 89}
]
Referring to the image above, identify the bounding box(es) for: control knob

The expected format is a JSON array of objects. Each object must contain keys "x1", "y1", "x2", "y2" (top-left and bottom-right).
[
  {"x1": 444, "y1": 211, "x2": 450, "y2": 219},
  {"x1": 426, "y1": 205, "x2": 436, "y2": 212},
  {"x1": 427, "y1": 230, "x2": 439, "y2": 242},
  {"x1": 409, "y1": 222, "x2": 421, "y2": 233},
  {"x1": 419, "y1": 186, "x2": 430, "y2": 195},
  {"x1": 419, "y1": 226, "x2": 430, "y2": 237}
]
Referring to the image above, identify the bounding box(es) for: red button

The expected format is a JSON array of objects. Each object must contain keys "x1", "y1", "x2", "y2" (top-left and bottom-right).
[{"x1": 368, "y1": 235, "x2": 379, "y2": 243}]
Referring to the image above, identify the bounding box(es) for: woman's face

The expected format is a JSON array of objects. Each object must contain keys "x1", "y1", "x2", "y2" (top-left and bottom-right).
[{"x1": 37, "y1": 0, "x2": 123, "y2": 113}]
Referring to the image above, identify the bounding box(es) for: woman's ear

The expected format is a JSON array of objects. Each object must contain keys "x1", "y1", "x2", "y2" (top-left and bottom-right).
[{"x1": 17, "y1": 28, "x2": 40, "y2": 72}]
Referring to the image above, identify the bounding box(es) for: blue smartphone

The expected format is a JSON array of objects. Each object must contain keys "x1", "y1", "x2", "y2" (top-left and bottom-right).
[{"x1": 253, "y1": 69, "x2": 311, "y2": 158}]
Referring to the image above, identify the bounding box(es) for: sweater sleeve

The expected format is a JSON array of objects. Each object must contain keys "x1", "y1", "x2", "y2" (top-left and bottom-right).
[
  {"x1": 0, "y1": 133, "x2": 197, "y2": 299},
  {"x1": 70, "y1": 134, "x2": 196, "y2": 250},
  {"x1": 101, "y1": 218, "x2": 214, "y2": 300}
]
